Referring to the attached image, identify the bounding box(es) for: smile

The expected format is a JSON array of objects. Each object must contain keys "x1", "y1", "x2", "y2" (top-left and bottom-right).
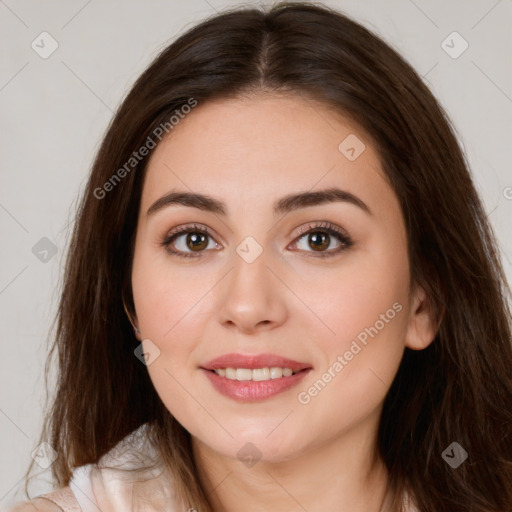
[
  {"x1": 201, "y1": 367, "x2": 311, "y2": 402},
  {"x1": 213, "y1": 367, "x2": 297, "y2": 380},
  {"x1": 200, "y1": 352, "x2": 313, "y2": 401}
]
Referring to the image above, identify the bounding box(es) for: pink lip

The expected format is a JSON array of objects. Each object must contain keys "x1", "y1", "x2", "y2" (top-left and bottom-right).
[
  {"x1": 201, "y1": 368, "x2": 312, "y2": 402},
  {"x1": 200, "y1": 353, "x2": 313, "y2": 402},
  {"x1": 201, "y1": 352, "x2": 312, "y2": 372}
]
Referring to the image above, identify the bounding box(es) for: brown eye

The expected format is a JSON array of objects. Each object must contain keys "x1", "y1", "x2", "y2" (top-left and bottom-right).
[
  {"x1": 291, "y1": 222, "x2": 353, "y2": 258},
  {"x1": 162, "y1": 224, "x2": 218, "y2": 258},
  {"x1": 162, "y1": 221, "x2": 353, "y2": 260},
  {"x1": 307, "y1": 232, "x2": 331, "y2": 251},
  {"x1": 184, "y1": 232, "x2": 209, "y2": 251}
]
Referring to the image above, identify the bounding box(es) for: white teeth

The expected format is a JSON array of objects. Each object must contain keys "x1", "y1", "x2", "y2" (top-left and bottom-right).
[
  {"x1": 213, "y1": 367, "x2": 297, "y2": 381},
  {"x1": 270, "y1": 367, "x2": 283, "y2": 379},
  {"x1": 252, "y1": 368, "x2": 270, "y2": 381},
  {"x1": 236, "y1": 368, "x2": 252, "y2": 381},
  {"x1": 225, "y1": 368, "x2": 236, "y2": 379}
]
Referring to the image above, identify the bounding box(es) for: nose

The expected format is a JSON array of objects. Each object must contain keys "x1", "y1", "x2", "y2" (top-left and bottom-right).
[{"x1": 217, "y1": 246, "x2": 288, "y2": 335}]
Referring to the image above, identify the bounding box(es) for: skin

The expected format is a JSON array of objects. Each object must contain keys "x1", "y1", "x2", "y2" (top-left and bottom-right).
[{"x1": 130, "y1": 93, "x2": 437, "y2": 512}]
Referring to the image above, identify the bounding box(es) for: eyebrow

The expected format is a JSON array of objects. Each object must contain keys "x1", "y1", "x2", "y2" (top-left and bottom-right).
[{"x1": 146, "y1": 187, "x2": 372, "y2": 217}]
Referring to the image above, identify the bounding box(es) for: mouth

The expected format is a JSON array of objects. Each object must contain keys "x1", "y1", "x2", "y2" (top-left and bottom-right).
[
  {"x1": 201, "y1": 352, "x2": 312, "y2": 372},
  {"x1": 200, "y1": 353, "x2": 313, "y2": 402},
  {"x1": 207, "y1": 366, "x2": 303, "y2": 380}
]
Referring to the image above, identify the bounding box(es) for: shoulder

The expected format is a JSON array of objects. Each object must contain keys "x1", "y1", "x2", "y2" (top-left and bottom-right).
[
  {"x1": 2, "y1": 486, "x2": 80, "y2": 512},
  {"x1": 1, "y1": 497, "x2": 64, "y2": 511}
]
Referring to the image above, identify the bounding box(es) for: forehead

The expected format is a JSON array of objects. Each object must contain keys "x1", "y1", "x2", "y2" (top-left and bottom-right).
[{"x1": 140, "y1": 93, "x2": 391, "y2": 215}]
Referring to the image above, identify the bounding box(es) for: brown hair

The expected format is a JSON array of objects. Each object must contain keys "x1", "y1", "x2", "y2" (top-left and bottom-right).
[{"x1": 25, "y1": 2, "x2": 512, "y2": 511}]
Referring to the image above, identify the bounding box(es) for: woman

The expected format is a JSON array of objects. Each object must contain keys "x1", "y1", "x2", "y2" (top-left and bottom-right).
[{"x1": 6, "y1": 2, "x2": 512, "y2": 511}]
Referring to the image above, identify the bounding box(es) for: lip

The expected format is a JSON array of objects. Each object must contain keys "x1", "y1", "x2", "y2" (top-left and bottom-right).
[
  {"x1": 201, "y1": 352, "x2": 312, "y2": 372},
  {"x1": 201, "y1": 367, "x2": 312, "y2": 402},
  {"x1": 200, "y1": 352, "x2": 313, "y2": 402}
]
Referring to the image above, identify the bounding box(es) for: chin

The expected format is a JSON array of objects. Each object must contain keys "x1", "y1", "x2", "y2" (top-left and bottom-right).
[{"x1": 217, "y1": 431, "x2": 307, "y2": 465}]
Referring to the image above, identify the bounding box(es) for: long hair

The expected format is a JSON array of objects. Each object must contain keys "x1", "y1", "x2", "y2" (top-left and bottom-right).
[{"x1": 25, "y1": 3, "x2": 512, "y2": 511}]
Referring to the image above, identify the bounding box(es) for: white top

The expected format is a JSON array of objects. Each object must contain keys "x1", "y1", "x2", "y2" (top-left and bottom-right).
[
  {"x1": 42, "y1": 423, "x2": 418, "y2": 512},
  {"x1": 67, "y1": 424, "x2": 183, "y2": 512}
]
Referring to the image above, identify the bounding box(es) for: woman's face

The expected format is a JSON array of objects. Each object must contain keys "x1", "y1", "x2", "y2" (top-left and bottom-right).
[{"x1": 131, "y1": 93, "x2": 434, "y2": 464}]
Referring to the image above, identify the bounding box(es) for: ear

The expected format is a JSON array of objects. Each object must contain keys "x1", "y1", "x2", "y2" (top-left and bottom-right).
[
  {"x1": 123, "y1": 296, "x2": 142, "y2": 341},
  {"x1": 131, "y1": 311, "x2": 142, "y2": 341},
  {"x1": 404, "y1": 284, "x2": 443, "y2": 350}
]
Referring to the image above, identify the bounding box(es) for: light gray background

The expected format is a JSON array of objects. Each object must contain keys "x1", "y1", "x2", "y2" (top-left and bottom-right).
[{"x1": 1, "y1": 0, "x2": 511, "y2": 506}]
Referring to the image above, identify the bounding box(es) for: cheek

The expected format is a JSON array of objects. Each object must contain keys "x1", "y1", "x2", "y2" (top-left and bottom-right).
[
  {"x1": 294, "y1": 249, "x2": 410, "y2": 420},
  {"x1": 301, "y1": 248, "x2": 408, "y2": 340},
  {"x1": 296, "y1": 244, "x2": 409, "y2": 370},
  {"x1": 290, "y1": 289, "x2": 407, "y2": 443},
  {"x1": 131, "y1": 241, "x2": 208, "y2": 341},
  {"x1": 131, "y1": 249, "x2": 212, "y2": 429},
  {"x1": 324, "y1": 275, "x2": 407, "y2": 349}
]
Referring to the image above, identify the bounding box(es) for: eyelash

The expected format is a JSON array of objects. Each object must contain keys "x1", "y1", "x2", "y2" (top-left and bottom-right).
[{"x1": 161, "y1": 221, "x2": 353, "y2": 259}]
